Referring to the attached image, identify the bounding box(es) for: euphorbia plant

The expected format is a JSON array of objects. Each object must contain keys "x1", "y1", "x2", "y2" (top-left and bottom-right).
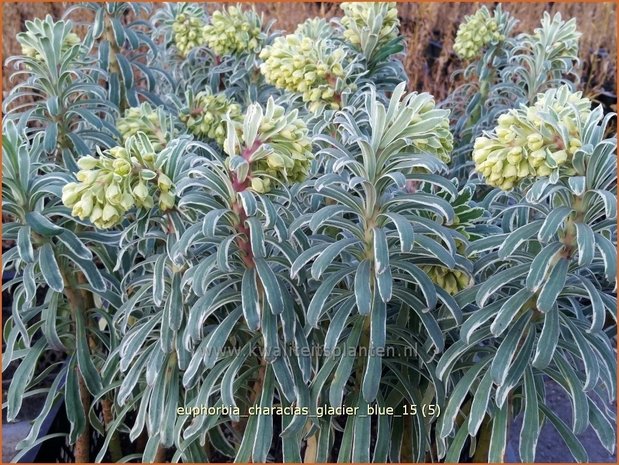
[{"x1": 2, "y1": 2, "x2": 615, "y2": 464}]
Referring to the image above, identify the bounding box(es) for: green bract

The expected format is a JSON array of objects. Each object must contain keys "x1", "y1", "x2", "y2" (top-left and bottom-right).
[
  {"x1": 62, "y1": 135, "x2": 175, "y2": 228},
  {"x1": 341, "y1": 2, "x2": 399, "y2": 51},
  {"x1": 172, "y1": 9, "x2": 207, "y2": 57},
  {"x1": 259, "y1": 31, "x2": 351, "y2": 112},
  {"x1": 224, "y1": 98, "x2": 314, "y2": 193},
  {"x1": 116, "y1": 102, "x2": 177, "y2": 152},
  {"x1": 179, "y1": 89, "x2": 242, "y2": 146},
  {"x1": 453, "y1": 7, "x2": 504, "y2": 60},
  {"x1": 473, "y1": 86, "x2": 590, "y2": 190},
  {"x1": 202, "y1": 5, "x2": 264, "y2": 56}
]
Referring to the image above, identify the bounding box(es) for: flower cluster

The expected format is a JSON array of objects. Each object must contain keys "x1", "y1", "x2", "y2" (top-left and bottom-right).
[
  {"x1": 224, "y1": 98, "x2": 314, "y2": 193},
  {"x1": 116, "y1": 103, "x2": 175, "y2": 152},
  {"x1": 473, "y1": 86, "x2": 590, "y2": 190},
  {"x1": 340, "y1": 2, "x2": 399, "y2": 50},
  {"x1": 453, "y1": 7, "x2": 504, "y2": 60},
  {"x1": 422, "y1": 265, "x2": 472, "y2": 295},
  {"x1": 259, "y1": 32, "x2": 349, "y2": 112},
  {"x1": 171, "y1": 10, "x2": 207, "y2": 57},
  {"x1": 62, "y1": 138, "x2": 175, "y2": 229},
  {"x1": 202, "y1": 5, "x2": 263, "y2": 57},
  {"x1": 179, "y1": 91, "x2": 242, "y2": 146},
  {"x1": 18, "y1": 17, "x2": 80, "y2": 62}
]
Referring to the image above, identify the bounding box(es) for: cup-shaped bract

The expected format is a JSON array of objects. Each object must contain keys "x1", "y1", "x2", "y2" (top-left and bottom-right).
[
  {"x1": 473, "y1": 85, "x2": 591, "y2": 190},
  {"x1": 453, "y1": 7, "x2": 505, "y2": 60},
  {"x1": 202, "y1": 5, "x2": 264, "y2": 57}
]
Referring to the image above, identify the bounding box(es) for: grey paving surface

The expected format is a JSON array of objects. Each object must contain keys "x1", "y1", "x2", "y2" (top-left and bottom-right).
[
  {"x1": 2, "y1": 421, "x2": 31, "y2": 463},
  {"x1": 508, "y1": 380, "x2": 616, "y2": 462}
]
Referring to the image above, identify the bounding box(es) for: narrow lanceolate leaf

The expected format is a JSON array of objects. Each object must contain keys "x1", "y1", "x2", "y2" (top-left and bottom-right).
[
  {"x1": 588, "y1": 399, "x2": 616, "y2": 455},
  {"x1": 375, "y1": 263, "x2": 392, "y2": 302},
  {"x1": 153, "y1": 254, "x2": 166, "y2": 307},
  {"x1": 595, "y1": 233, "x2": 617, "y2": 283},
  {"x1": 578, "y1": 275, "x2": 606, "y2": 333},
  {"x1": 439, "y1": 357, "x2": 491, "y2": 438},
  {"x1": 555, "y1": 355, "x2": 590, "y2": 435},
  {"x1": 468, "y1": 370, "x2": 493, "y2": 435},
  {"x1": 290, "y1": 244, "x2": 325, "y2": 279},
  {"x1": 311, "y1": 237, "x2": 359, "y2": 280},
  {"x1": 7, "y1": 338, "x2": 46, "y2": 421},
  {"x1": 75, "y1": 308, "x2": 103, "y2": 395},
  {"x1": 490, "y1": 312, "x2": 532, "y2": 386},
  {"x1": 382, "y1": 212, "x2": 414, "y2": 252},
  {"x1": 354, "y1": 260, "x2": 373, "y2": 315},
  {"x1": 560, "y1": 314, "x2": 599, "y2": 391},
  {"x1": 309, "y1": 205, "x2": 353, "y2": 232},
  {"x1": 532, "y1": 305, "x2": 559, "y2": 369},
  {"x1": 307, "y1": 268, "x2": 353, "y2": 327},
  {"x1": 254, "y1": 258, "x2": 284, "y2": 315},
  {"x1": 166, "y1": 273, "x2": 183, "y2": 331},
  {"x1": 39, "y1": 243, "x2": 64, "y2": 292},
  {"x1": 329, "y1": 319, "x2": 363, "y2": 408},
  {"x1": 352, "y1": 396, "x2": 371, "y2": 462},
  {"x1": 575, "y1": 223, "x2": 595, "y2": 266},
  {"x1": 57, "y1": 229, "x2": 92, "y2": 260},
  {"x1": 476, "y1": 264, "x2": 530, "y2": 307},
  {"x1": 538, "y1": 403, "x2": 588, "y2": 462},
  {"x1": 362, "y1": 296, "x2": 386, "y2": 402},
  {"x1": 488, "y1": 404, "x2": 509, "y2": 463},
  {"x1": 65, "y1": 355, "x2": 86, "y2": 443},
  {"x1": 519, "y1": 367, "x2": 540, "y2": 462},
  {"x1": 490, "y1": 288, "x2": 534, "y2": 337},
  {"x1": 498, "y1": 220, "x2": 543, "y2": 259},
  {"x1": 325, "y1": 299, "x2": 354, "y2": 353},
  {"x1": 26, "y1": 211, "x2": 63, "y2": 236},
  {"x1": 246, "y1": 216, "x2": 266, "y2": 258},
  {"x1": 538, "y1": 206, "x2": 573, "y2": 242},
  {"x1": 526, "y1": 242, "x2": 563, "y2": 291},
  {"x1": 372, "y1": 227, "x2": 389, "y2": 274},
  {"x1": 252, "y1": 367, "x2": 275, "y2": 463},
  {"x1": 17, "y1": 226, "x2": 34, "y2": 262},
  {"x1": 536, "y1": 258, "x2": 568, "y2": 312},
  {"x1": 204, "y1": 308, "x2": 243, "y2": 370},
  {"x1": 241, "y1": 268, "x2": 260, "y2": 330}
]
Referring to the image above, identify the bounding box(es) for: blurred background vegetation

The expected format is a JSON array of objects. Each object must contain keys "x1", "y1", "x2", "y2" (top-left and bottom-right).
[{"x1": 2, "y1": 2, "x2": 617, "y2": 106}]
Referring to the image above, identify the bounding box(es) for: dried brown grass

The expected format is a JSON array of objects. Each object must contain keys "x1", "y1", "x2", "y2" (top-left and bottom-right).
[{"x1": 3, "y1": 2, "x2": 617, "y2": 103}]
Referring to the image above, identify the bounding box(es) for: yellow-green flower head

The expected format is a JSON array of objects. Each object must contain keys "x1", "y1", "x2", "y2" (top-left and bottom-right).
[
  {"x1": 453, "y1": 7, "x2": 504, "y2": 60},
  {"x1": 179, "y1": 90, "x2": 243, "y2": 146},
  {"x1": 422, "y1": 265, "x2": 472, "y2": 295},
  {"x1": 62, "y1": 136, "x2": 176, "y2": 229},
  {"x1": 172, "y1": 9, "x2": 207, "y2": 57},
  {"x1": 473, "y1": 86, "x2": 591, "y2": 191},
  {"x1": 18, "y1": 16, "x2": 80, "y2": 62},
  {"x1": 259, "y1": 33, "x2": 351, "y2": 113},
  {"x1": 340, "y1": 2, "x2": 399, "y2": 49},
  {"x1": 202, "y1": 5, "x2": 264, "y2": 56},
  {"x1": 223, "y1": 98, "x2": 314, "y2": 193},
  {"x1": 116, "y1": 103, "x2": 176, "y2": 153}
]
